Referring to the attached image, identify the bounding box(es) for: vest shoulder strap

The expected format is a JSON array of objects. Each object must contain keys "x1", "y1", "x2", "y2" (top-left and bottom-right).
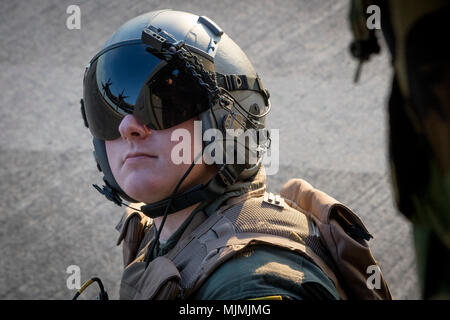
[
  {"x1": 167, "y1": 192, "x2": 339, "y2": 298},
  {"x1": 280, "y1": 178, "x2": 393, "y2": 300}
]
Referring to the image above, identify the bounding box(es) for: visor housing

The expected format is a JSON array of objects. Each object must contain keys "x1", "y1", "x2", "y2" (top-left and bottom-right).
[{"x1": 83, "y1": 43, "x2": 211, "y2": 140}]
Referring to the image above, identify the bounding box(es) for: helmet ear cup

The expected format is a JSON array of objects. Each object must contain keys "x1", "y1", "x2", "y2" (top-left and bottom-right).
[{"x1": 92, "y1": 137, "x2": 139, "y2": 203}]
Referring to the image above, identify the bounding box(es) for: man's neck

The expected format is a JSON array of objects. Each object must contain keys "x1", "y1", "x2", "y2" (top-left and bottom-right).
[
  {"x1": 149, "y1": 164, "x2": 219, "y2": 242},
  {"x1": 152, "y1": 202, "x2": 200, "y2": 242}
]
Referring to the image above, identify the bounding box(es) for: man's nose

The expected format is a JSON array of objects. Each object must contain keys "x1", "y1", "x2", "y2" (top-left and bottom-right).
[{"x1": 118, "y1": 114, "x2": 151, "y2": 140}]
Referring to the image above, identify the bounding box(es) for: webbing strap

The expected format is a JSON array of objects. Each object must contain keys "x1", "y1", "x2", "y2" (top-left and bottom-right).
[
  {"x1": 166, "y1": 211, "x2": 223, "y2": 262},
  {"x1": 215, "y1": 73, "x2": 270, "y2": 105}
]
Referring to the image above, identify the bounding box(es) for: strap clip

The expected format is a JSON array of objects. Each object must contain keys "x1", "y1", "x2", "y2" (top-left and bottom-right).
[
  {"x1": 225, "y1": 74, "x2": 244, "y2": 91},
  {"x1": 217, "y1": 164, "x2": 239, "y2": 186}
]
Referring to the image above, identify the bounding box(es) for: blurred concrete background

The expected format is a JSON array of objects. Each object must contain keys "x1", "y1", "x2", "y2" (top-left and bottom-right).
[{"x1": 0, "y1": 0, "x2": 419, "y2": 299}]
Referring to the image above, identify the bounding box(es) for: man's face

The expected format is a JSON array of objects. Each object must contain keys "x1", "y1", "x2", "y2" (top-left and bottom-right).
[{"x1": 105, "y1": 114, "x2": 211, "y2": 204}]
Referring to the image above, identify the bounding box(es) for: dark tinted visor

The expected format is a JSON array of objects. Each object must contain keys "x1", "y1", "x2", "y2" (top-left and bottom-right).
[{"x1": 83, "y1": 43, "x2": 210, "y2": 140}]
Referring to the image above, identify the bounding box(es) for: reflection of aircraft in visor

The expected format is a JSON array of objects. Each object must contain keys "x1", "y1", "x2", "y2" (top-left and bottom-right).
[{"x1": 101, "y1": 79, "x2": 134, "y2": 114}]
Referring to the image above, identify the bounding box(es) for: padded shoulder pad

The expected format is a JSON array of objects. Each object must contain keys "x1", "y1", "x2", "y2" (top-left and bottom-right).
[{"x1": 280, "y1": 178, "x2": 392, "y2": 300}]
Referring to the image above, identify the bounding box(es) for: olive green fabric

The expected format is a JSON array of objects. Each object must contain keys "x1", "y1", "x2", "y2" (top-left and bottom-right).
[
  {"x1": 152, "y1": 200, "x2": 210, "y2": 258},
  {"x1": 383, "y1": 1, "x2": 450, "y2": 300},
  {"x1": 349, "y1": 0, "x2": 450, "y2": 299},
  {"x1": 190, "y1": 245, "x2": 339, "y2": 300}
]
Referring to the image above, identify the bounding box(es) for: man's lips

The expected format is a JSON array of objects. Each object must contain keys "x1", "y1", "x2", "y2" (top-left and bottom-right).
[{"x1": 123, "y1": 152, "x2": 157, "y2": 163}]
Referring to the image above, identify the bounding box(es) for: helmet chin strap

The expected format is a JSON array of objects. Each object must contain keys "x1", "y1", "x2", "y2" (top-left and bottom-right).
[
  {"x1": 93, "y1": 149, "x2": 244, "y2": 216},
  {"x1": 93, "y1": 145, "x2": 246, "y2": 268},
  {"x1": 92, "y1": 158, "x2": 246, "y2": 269},
  {"x1": 137, "y1": 162, "x2": 245, "y2": 217},
  {"x1": 92, "y1": 136, "x2": 247, "y2": 219},
  {"x1": 92, "y1": 164, "x2": 239, "y2": 217},
  {"x1": 140, "y1": 158, "x2": 245, "y2": 269},
  {"x1": 140, "y1": 174, "x2": 225, "y2": 218}
]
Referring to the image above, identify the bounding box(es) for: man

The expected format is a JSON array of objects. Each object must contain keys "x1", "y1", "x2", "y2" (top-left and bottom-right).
[
  {"x1": 81, "y1": 9, "x2": 391, "y2": 300},
  {"x1": 349, "y1": 0, "x2": 450, "y2": 299}
]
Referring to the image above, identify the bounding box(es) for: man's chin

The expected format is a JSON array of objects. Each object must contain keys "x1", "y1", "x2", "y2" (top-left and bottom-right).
[{"x1": 123, "y1": 185, "x2": 170, "y2": 204}]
